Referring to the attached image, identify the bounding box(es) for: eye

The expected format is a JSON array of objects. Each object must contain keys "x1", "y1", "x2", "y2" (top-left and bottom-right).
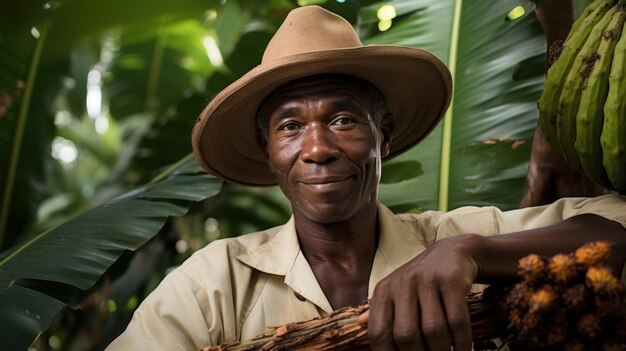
[
  {"x1": 332, "y1": 116, "x2": 355, "y2": 126},
  {"x1": 279, "y1": 121, "x2": 300, "y2": 131}
]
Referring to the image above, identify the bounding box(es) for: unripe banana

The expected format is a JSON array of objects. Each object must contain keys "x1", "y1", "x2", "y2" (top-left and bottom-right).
[
  {"x1": 575, "y1": 7, "x2": 626, "y2": 188},
  {"x1": 601, "y1": 8, "x2": 626, "y2": 192},
  {"x1": 538, "y1": 0, "x2": 616, "y2": 157},
  {"x1": 556, "y1": 5, "x2": 617, "y2": 171},
  {"x1": 568, "y1": 0, "x2": 602, "y2": 40}
]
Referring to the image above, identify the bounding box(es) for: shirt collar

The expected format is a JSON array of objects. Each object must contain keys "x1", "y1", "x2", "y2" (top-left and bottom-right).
[
  {"x1": 367, "y1": 204, "x2": 427, "y2": 297},
  {"x1": 236, "y1": 216, "x2": 300, "y2": 276},
  {"x1": 236, "y1": 203, "x2": 427, "y2": 312},
  {"x1": 236, "y1": 216, "x2": 334, "y2": 312}
]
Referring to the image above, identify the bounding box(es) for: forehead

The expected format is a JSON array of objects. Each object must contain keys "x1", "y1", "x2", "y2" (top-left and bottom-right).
[{"x1": 259, "y1": 75, "x2": 375, "y2": 114}]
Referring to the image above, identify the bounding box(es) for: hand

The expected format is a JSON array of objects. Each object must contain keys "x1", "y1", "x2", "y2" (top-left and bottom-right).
[{"x1": 362, "y1": 234, "x2": 481, "y2": 351}]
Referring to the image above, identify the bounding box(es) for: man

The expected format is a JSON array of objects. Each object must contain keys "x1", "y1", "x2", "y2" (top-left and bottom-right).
[{"x1": 108, "y1": 6, "x2": 626, "y2": 351}]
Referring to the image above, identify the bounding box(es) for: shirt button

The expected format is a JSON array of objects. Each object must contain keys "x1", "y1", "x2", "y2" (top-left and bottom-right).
[{"x1": 294, "y1": 291, "x2": 306, "y2": 301}]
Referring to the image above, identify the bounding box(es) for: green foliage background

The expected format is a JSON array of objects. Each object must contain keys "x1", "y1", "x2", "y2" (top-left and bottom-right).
[{"x1": 0, "y1": 0, "x2": 592, "y2": 349}]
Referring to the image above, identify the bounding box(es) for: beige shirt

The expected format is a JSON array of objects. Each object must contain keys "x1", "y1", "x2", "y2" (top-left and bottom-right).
[{"x1": 107, "y1": 195, "x2": 626, "y2": 350}]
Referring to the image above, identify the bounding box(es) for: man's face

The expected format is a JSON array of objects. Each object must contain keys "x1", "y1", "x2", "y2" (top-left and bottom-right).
[{"x1": 261, "y1": 76, "x2": 391, "y2": 224}]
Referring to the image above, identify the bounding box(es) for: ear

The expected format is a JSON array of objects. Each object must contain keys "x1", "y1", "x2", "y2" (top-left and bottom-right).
[{"x1": 379, "y1": 113, "x2": 393, "y2": 158}]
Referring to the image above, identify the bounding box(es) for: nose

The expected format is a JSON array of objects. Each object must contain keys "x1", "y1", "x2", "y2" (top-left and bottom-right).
[{"x1": 300, "y1": 123, "x2": 340, "y2": 164}]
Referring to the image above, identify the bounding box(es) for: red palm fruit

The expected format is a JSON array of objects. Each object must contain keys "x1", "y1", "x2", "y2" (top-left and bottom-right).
[
  {"x1": 564, "y1": 342, "x2": 585, "y2": 351},
  {"x1": 577, "y1": 312, "x2": 603, "y2": 339},
  {"x1": 548, "y1": 253, "x2": 577, "y2": 283},
  {"x1": 562, "y1": 284, "x2": 588, "y2": 311},
  {"x1": 528, "y1": 285, "x2": 557, "y2": 313},
  {"x1": 586, "y1": 266, "x2": 624, "y2": 294},
  {"x1": 518, "y1": 254, "x2": 546, "y2": 283},
  {"x1": 602, "y1": 342, "x2": 626, "y2": 351},
  {"x1": 575, "y1": 241, "x2": 614, "y2": 267}
]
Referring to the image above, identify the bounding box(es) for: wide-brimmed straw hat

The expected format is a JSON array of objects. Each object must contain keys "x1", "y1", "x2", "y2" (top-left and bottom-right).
[{"x1": 192, "y1": 5, "x2": 452, "y2": 186}]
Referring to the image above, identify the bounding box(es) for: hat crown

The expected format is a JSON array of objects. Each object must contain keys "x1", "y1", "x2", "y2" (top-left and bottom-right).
[{"x1": 262, "y1": 6, "x2": 363, "y2": 63}]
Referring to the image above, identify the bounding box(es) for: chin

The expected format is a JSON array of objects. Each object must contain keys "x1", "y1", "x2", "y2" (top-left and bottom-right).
[
  {"x1": 297, "y1": 202, "x2": 353, "y2": 224},
  {"x1": 299, "y1": 199, "x2": 371, "y2": 224}
]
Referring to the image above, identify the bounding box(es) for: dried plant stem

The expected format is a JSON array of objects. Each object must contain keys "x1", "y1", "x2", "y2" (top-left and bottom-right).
[{"x1": 201, "y1": 292, "x2": 509, "y2": 351}]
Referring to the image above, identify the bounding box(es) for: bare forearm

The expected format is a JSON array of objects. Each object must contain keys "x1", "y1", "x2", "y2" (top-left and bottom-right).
[
  {"x1": 467, "y1": 214, "x2": 626, "y2": 283},
  {"x1": 367, "y1": 212, "x2": 625, "y2": 350}
]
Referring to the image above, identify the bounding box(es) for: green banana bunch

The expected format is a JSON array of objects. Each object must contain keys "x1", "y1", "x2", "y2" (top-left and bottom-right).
[
  {"x1": 538, "y1": 0, "x2": 626, "y2": 193},
  {"x1": 538, "y1": 0, "x2": 615, "y2": 158},
  {"x1": 557, "y1": 4, "x2": 617, "y2": 171},
  {"x1": 601, "y1": 15, "x2": 626, "y2": 191},
  {"x1": 576, "y1": 7, "x2": 626, "y2": 188}
]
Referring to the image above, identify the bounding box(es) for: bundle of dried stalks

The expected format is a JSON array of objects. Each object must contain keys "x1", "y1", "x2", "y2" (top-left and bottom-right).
[{"x1": 200, "y1": 291, "x2": 509, "y2": 351}]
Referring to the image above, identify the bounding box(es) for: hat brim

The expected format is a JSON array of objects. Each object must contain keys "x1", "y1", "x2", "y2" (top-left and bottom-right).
[{"x1": 192, "y1": 45, "x2": 452, "y2": 186}]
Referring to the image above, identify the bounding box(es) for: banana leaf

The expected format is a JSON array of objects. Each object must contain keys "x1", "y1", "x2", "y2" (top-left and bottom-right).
[
  {"x1": 0, "y1": 0, "x2": 230, "y2": 249},
  {"x1": 124, "y1": 0, "x2": 264, "y2": 178},
  {"x1": 106, "y1": 17, "x2": 215, "y2": 120},
  {"x1": 359, "y1": 0, "x2": 545, "y2": 211},
  {"x1": 0, "y1": 156, "x2": 222, "y2": 350},
  {"x1": 35, "y1": 0, "x2": 214, "y2": 59},
  {"x1": 0, "y1": 11, "x2": 63, "y2": 250}
]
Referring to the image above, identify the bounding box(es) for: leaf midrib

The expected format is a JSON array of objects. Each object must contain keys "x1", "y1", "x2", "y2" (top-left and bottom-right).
[
  {"x1": 438, "y1": 0, "x2": 462, "y2": 212},
  {"x1": 0, "y1": 22, "x2": 50, "y2": 248}
]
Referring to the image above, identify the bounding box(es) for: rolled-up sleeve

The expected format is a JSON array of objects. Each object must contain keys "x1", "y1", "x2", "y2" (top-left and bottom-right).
[{"x1": 496, "y1": 195, "x2": 626, "y2": 233}]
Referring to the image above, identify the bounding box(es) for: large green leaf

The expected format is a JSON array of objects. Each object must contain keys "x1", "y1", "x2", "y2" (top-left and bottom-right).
[
  {"x1": 0, "y1": 0, "x2": 228, "y2": 250},
  {"x1": 0, "y1": 156, "x2": 222, "y2": 350},
  {"x1": 0, "y1": 12, "x2": 32, "y2": 243},
  {"x1": 361, "y1": 0, "x2": 545, "y2": 211},
  {"x1": 1, "y1": 0, "x2": 204, "y2": 248},
  {"x1": 127, "y1": 1, "x2": 297, "y2": 180},
  {"x1": 30, "y1": 0, "x2": 216, "y2": 58},
  {"x1": 106, "y1": 17, "x2": 215, "y2": 120},
  {"x1": 446, "y1": 139, "x2": 532, "y2": 208},
  {"x1": 0, "y1": 12, "x2": 63, "y2": 249}
]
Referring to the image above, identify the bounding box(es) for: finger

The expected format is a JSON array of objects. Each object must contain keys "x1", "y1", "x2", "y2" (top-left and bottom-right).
[
  {"x1": 418, "y1": 285, "x2": 450, "y2": 351},
  {"x1": 368, "y1": 293, "x2": 395, "y2": 351},
  {"x1": 441, "y1": 287, "x2": 472, "y2": 351},
  {"x1": 392, "y1": 292, "x2": 424, "y2": 351},
  {"x1": 358, "y1": 310, "x2": 369, "y2": 326}
]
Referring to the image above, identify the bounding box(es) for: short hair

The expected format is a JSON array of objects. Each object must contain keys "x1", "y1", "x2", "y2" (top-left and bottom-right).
[{"x1": 255, "y1": 74, "x2": 390, "y2": 143}]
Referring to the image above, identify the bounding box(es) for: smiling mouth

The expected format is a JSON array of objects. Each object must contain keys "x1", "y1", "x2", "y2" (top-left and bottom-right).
[{"x1": 299, "y1": 176, "x2": 353, "y2": 185}]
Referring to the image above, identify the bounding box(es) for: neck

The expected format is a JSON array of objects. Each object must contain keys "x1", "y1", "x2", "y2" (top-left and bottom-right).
[
  {"x1": 293, "y1": 200, "x2": 380, "y2": 309},
  {"x1": 293, "y1": 202, "x2": 379, "y2": 268}
]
